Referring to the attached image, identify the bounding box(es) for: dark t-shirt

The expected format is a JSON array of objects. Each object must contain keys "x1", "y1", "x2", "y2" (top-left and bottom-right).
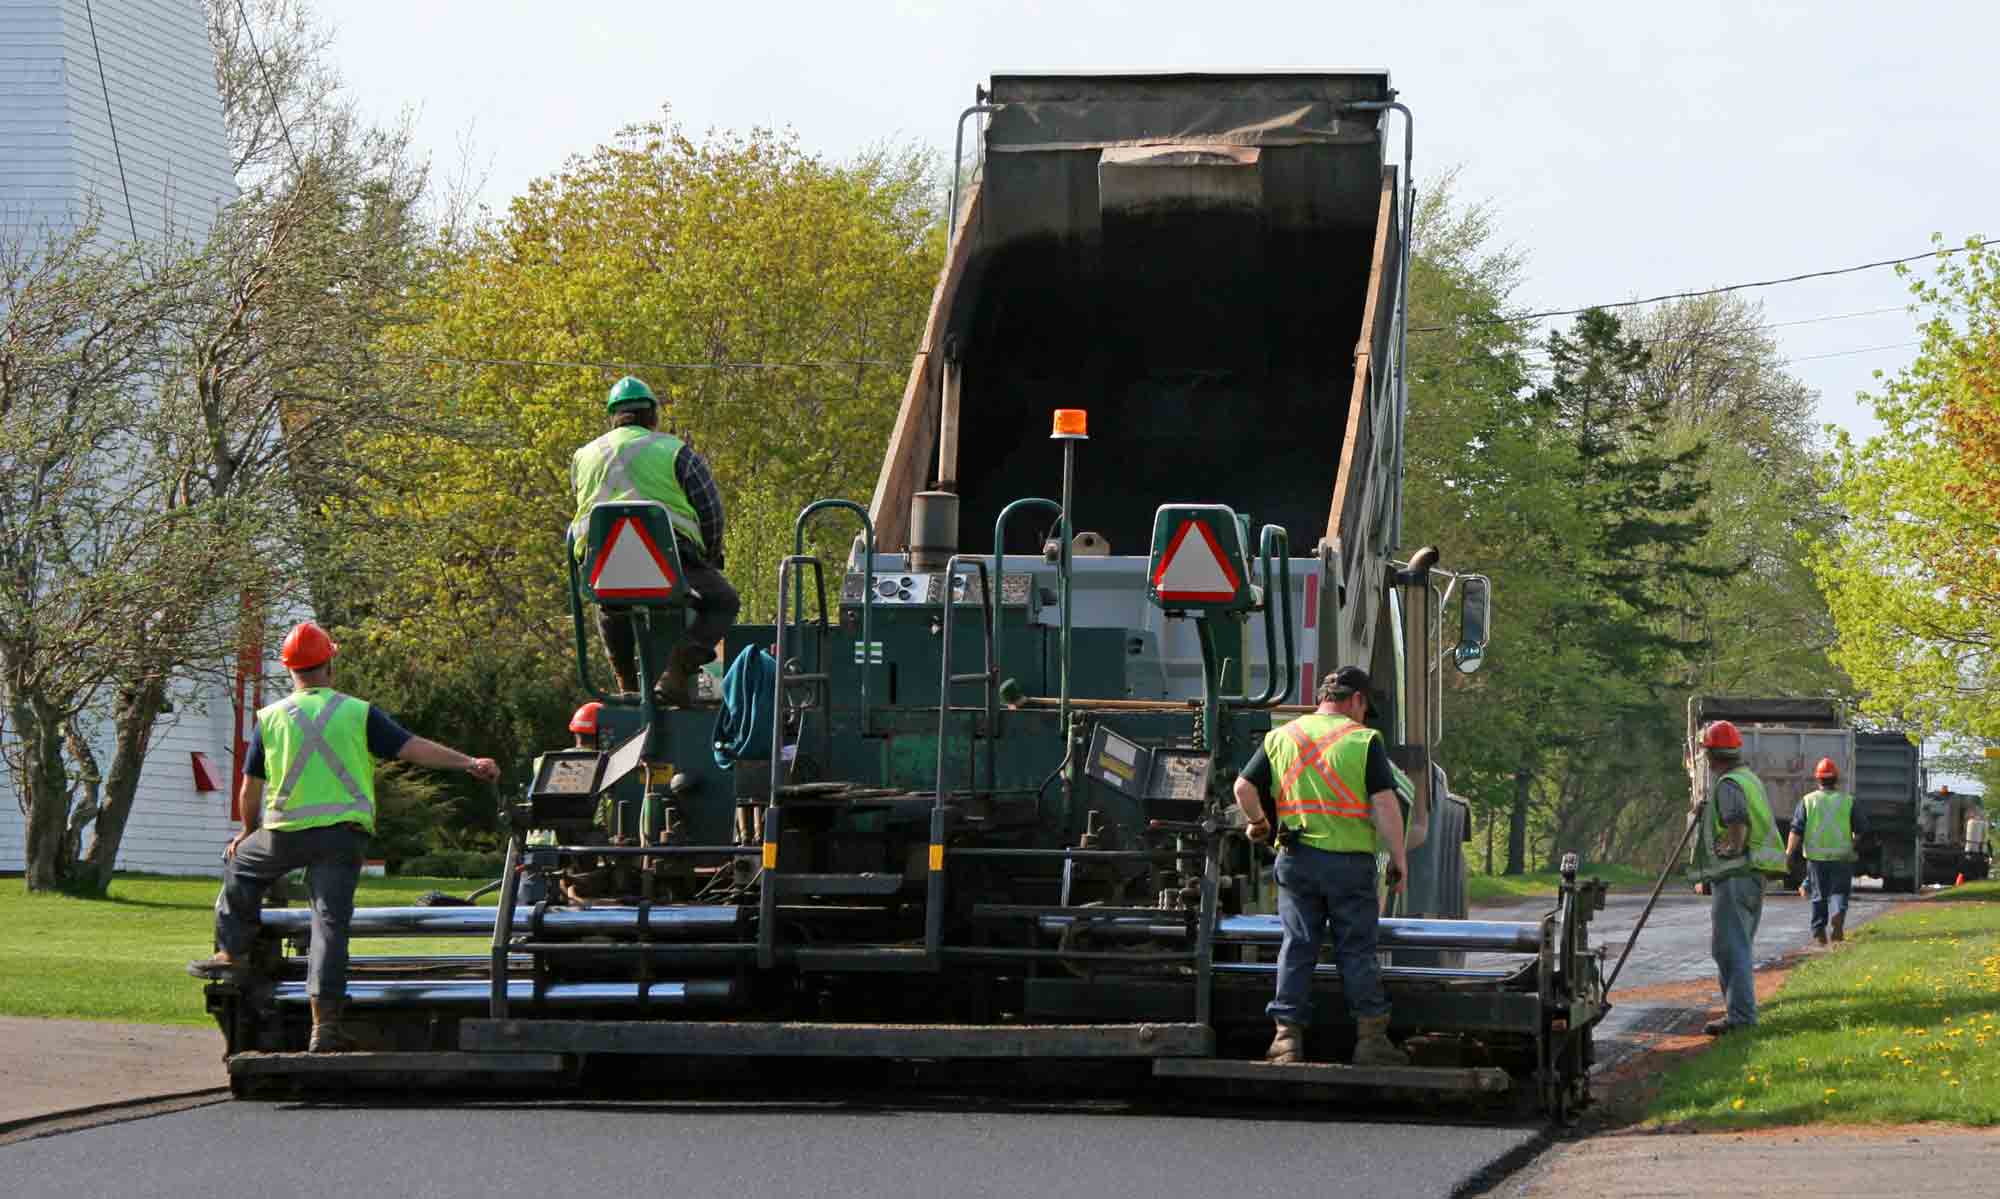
[
  {"x1": 244, "y1": 695, "x2": 414, "y2": 780},
  {"x1": 1238, "y1": 731, "x2": 1398, "y2": 801}
]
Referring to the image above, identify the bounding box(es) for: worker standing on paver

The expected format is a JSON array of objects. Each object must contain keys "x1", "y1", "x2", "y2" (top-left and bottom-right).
[
  {"x1": 1688, "y1": 719, "x2": 1787, "y2": 1035},
  {"x1": 571, "y1": 375, "x2": 739, "y2": 707},
  {"x1": 1788, "y1": 757, "x2": 1865, "y2": 946},
  {"x1": 187, "y1": 621, "x2": 499, "y2": 1051},
  {"x1": 1233, "y1": 667, "x2": 1411, "y2": 1067}
]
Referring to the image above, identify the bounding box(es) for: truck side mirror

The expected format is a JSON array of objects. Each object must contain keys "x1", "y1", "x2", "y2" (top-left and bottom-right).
[{"x1": 1455, "y1": 574, "x2": 1491, "y2": 674}]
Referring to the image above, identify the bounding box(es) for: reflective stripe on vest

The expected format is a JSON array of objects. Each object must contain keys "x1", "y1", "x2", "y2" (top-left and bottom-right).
[
  {"x1": 569, "y1": 428, "x2": 705, "y2": 553},
  {"x1": 1802, "y1": 788, "x2": 1856, "y2": 861},
  {"x1": 1264, "y1": 714, "x2": 1378, "y2": 854},
  {"x1": 260, "y1": 690, "x2": 376, "y2": 834}
]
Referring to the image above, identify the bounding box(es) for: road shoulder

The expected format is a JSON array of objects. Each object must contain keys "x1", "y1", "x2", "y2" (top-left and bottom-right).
[{"x1": 0, "y1": 1016, "x2": 224, "y2": 1130}]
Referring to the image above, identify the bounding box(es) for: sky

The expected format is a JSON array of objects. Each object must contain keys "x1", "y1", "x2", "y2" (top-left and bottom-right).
[{"x1": 322, "y1": 0, "x2": 2000, "y2": 447}]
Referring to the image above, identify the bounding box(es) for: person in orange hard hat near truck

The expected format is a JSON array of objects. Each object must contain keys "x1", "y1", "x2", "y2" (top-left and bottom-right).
[
  {"x1": 1688, "y1": 719, "x2": 1787, "y2": 1035},
  {"x1": 187, "y1": 620, "x2": 500, "y2": 1052},
  {"x1": 1787, "y1": 757, "x2": 1866, "y2": 946}
]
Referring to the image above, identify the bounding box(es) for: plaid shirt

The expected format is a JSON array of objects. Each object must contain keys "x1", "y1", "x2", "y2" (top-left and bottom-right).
[{"x1": 675, "y1": 445, "x2": 726, "y2": 565}]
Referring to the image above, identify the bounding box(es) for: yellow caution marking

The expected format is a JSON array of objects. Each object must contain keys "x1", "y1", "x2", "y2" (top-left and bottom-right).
[
  {"x1": 762, "y1": 842, "x2": 778, "y2": 870},
  {"x1": 928, "y1": 843, "x2": 945, "y2": 871}
]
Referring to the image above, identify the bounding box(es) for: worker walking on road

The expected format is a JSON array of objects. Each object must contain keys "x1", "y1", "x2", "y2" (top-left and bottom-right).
[
  {"x1": 187, "y1": 621, "x2": 500, "y2": 1051},
  {"x1": 1234, "y1": 667, "x2": 1411, "y2": 1067},
  {"x1": 572, "y1": 375, "x2": 739, "y2": 707},
  {"x1": 1788, "y1": 758, "x2": 1866, "y2": 946},
  {"x1": 1689, "y1": 720, "x2": 1787, "y2": 1035}
]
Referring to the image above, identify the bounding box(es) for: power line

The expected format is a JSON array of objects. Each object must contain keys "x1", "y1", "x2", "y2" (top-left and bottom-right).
[
  {"x1": 233, "y1": 0, "x2": 304, "y2": 175},
  {"x1": 81, "y1": 0, "x2": 139, "y2": 242},
  {"x1": 1783, "y1": 340, "x2": 1920, "y2": 365},
  {"x1": 411, "y1": 352, "x2": 904, "y2": 373},
  {"x1": 1413, "y1": 238, "x2": 2000, "y2": 333}
]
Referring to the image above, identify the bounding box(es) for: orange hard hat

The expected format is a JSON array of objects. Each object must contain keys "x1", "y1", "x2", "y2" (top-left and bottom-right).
[
  {"x1": 1700, "y1": 720, "x2": 1743, "y2": 752},
  {"x1": 569, "y1": 701, "x2": 604, "y2": 736},
  {"x1": 279, "y1": 620, "x2": 338, "y2": 670},
  {"x1": 1814, "y1": 757, "x2": 1839, "y2": 781}
]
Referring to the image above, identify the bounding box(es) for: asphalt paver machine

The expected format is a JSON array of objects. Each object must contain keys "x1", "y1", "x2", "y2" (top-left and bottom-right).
[{"x1": 206, "y1": 71, "x2": 1609, "y2": 1118}]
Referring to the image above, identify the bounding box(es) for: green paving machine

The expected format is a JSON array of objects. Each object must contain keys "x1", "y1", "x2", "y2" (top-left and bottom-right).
[{"x1": 208, "y1": 71, "x2": 1610, "y2": 1117}]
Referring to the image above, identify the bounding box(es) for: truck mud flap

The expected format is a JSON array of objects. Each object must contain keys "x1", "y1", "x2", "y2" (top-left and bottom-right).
[{"x1": 460, "y1": 1020, "x2": 1214, "y2": 1058}]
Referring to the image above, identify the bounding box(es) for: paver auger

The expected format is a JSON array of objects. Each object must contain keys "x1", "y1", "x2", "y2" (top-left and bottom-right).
[{"x1": 206, "y1": 71, "x2": 1609, "y2": 1117}]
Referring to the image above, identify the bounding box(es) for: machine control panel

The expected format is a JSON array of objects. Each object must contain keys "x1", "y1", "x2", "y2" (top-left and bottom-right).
[
  {"x1": 516, "y1": 749, "x2": 608, "y2": 828},
  {"x1": 1085, "y1": 725, "x2": 1213, "y2": 822},
  {"x1": 841, "y1": 571, "x2": 1034, "y2": 608}
]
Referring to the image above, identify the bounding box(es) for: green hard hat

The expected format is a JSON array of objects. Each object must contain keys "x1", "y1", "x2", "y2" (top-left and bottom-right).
[{"x1": 605, "y1": 375, "x2": 656, "y2": 411}]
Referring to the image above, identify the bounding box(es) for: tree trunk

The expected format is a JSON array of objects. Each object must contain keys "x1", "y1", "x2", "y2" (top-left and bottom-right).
[
  {"x1": 76, "y1": 678, "x2": 169, "y2": 897},
  {"x1": 1506, "y1": 768, "x2": 1531, "y2": 876},
  {"x1": 15, "y1": 692, "x2": 74, "y2": 893}
]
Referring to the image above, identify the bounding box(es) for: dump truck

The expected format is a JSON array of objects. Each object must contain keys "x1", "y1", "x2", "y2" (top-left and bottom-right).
[
  {"x1": 204, "y1": 71, "x2": 1609, "y2": 1118},
  {"x1": 1921, "y1": 787, "x2": 1992, "y2": 885},
  {"x1": 1854, "y1": 731, "x2": 1921, "y2": 891}
]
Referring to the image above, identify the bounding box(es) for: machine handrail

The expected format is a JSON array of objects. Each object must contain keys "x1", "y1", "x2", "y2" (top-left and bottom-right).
[
  {"x1": 792, "y1": 498, "x2": 876, "y2": 711},
  {"x1": 935, "y1": 555, "x2": 997, "y2": 807},
  {"x1": 564, "y1": 530, "x2": 612, "y2": 704},
  {"x1": 989, "y1": 497, "x2": 1062, "y2": 703},
  {"x1": 771, "y1": 554, "x2": 831, "y2": 808},
  {"x1": 1238, "y1": 524, "x2": 1296, "y2": 708}
]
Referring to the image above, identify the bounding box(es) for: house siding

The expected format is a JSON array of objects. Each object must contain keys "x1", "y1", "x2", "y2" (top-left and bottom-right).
[{"x1": 0, "y1": 0, "x2": 242, "y2": 877}]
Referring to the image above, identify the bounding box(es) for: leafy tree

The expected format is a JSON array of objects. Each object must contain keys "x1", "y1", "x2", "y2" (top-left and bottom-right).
[
  {"x1": 333, "y1": 118, "x2": 941, "y2": 770},
  {"x1": 1815, "y1": 237, "x2": 2000, "y2": 739}
]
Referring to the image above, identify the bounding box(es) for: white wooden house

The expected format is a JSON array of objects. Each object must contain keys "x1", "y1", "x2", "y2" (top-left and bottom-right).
[{"x1": 1, "y1": 0, "x2": 242, "y2": 875}]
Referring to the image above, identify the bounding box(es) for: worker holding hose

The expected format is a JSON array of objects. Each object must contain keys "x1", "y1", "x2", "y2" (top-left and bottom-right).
[
  {"x1": 187, "y1": 621, "x2": 500, "y2": 1051},
  {"x1": 1688, "y1": 720, "x2": 1786, "y2": 1035},
  {"x1": 1233, "y1": 667, "x2": 1411, "y2": 1067},
  {"x1": 571, "y1": 375, "x2": 738, "y2": 707}
]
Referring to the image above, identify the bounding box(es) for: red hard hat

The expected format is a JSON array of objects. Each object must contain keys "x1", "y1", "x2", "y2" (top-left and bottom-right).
[
  {"x1": 569, "y1": 701, "x2": 604, "y2": 736},
  {"x1": 1814, "y1": 757, "x2": 1839, "y2": 781},
  {"x1": 279, "y1": 620, "x2": 338, "y2": 670},
  {"x1": 1701, "y1": 720, "x2": 1743, "y2": 751}
]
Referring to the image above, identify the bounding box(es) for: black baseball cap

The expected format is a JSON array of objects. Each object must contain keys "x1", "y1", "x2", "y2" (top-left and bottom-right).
[{"x1": 1320, "y1": 666, "x2": 1376, "y2": 717}]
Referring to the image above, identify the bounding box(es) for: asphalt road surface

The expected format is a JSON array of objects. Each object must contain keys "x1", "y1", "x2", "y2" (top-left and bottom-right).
[{"x1": 2, "y1": 882, "x2": 1891, "y2": 1199}]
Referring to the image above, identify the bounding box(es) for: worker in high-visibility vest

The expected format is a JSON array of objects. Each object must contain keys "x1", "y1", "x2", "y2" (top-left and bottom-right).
[
  {"x1": 1688, "y1": 719, "x2": 1787, "y2": 1035},
  {"x1": 1233, "y1": 667, "x2": 1411, "y2": 1067},
  {"x1": 1787, "y1": 757, "x2": 1866, "y2": 946},
  {"x1": 571, "y1": 375, "x2": 739, "y2": 707},
  {"x1": 186, "y1": 621, "x2": 499, "y2": 1051}
]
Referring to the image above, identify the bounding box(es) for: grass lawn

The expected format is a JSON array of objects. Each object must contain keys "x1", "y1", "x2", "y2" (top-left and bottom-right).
[
  {"x1": 1644, "y1": 881, "x2": 2000, "y2": 1128},
  {"x1": 0, "y1": 873, "x2": 498, "y2": 1026},
  {"x1": 1467, "y1": 862, "x2": 1654, "y2": 905}
]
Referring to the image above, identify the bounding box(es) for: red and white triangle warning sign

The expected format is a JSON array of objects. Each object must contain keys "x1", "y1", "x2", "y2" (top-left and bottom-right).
[
  {"x1": 1152, "y1": 519, "x2": 1242, "y2": 603},
  {"x1": 590, "y1": 516, "x2": 679, "y2": 599}
]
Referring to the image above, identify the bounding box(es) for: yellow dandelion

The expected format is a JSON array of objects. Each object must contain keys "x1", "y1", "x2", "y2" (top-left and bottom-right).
[{"x1": 1732, "y1": 1098, "x2": 1745, "y2": 1111}]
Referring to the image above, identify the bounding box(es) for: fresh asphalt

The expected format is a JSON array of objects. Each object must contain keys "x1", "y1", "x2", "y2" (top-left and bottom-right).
[{"x1": 0, "y1": 882, "x2": 1891, "y2": 1198}]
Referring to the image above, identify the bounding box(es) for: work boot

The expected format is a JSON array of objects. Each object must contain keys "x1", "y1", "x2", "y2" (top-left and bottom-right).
[
  {"x1": 653, "y1": 647, "x2": 702, "y2": 709},
  {"x1": 1703, "y1": 1017, "x2": 1737, "y2": 1037},
  {"x1": 1830, "y1": 912, "x2": 1845, "y2": 943},
  {"x1": 308, "y1": 997, "x2": 359, "y2": 1053},
  {"x1": 1265, "y1": 1021, "x2": 1305, "y2": 1065},
  {"x1": 185, "y1": 951, "x2": 249, "y2": 984},
  {"x1": 1812, "y1": 930, "x2": 1828, "y2": 947},
  {"x1": 1351, "y1": 1013, "x2": 1410, "y2": 1067}
]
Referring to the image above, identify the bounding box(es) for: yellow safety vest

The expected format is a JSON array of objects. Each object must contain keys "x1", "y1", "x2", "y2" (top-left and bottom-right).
[
  {"x1": 1801, "y1": 788, "x2": 1856, "y2": 862},
  {"x1": 259, "y1": 688, "x2": 376, "y2": 834},
  {"x1": 1263, "y1": 714, "x2": 1379, "y2": 854},
  {"x1": 569, "y1": 427, "x2": 705, "y2": 555}
]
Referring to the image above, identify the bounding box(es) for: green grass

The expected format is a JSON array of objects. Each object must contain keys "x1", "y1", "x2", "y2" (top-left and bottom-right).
[
  {"x1": 1644, "y1": 881, "x2": 2000, "y2": 1128},
  {"x1": 1467, "y1": 863, "x2": 1654, "y2": 905},
  {"x1": 0, "y1": 873, "x2": 499, "y2": 1026}
]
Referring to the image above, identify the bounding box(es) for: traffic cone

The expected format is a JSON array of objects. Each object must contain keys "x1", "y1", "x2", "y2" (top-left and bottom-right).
[{"x1": 1956, "y1": 872, "x2": 1966, "y2": 887}]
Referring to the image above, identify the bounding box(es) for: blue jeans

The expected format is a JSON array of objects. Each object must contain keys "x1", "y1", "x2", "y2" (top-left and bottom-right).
[
  {"x1": 1710, "y1": 872, "x2": 1764, "y2": 1027},
  {"x1": 1806, "y1": 859, "x2": 1854, "y2": 937},
  {"x1": 214, "y1": 824, "x2": 368, "y2": 1000},
  {"x1": 1267, "y1": 844, "x2": 1388, "y2": 1026}
]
